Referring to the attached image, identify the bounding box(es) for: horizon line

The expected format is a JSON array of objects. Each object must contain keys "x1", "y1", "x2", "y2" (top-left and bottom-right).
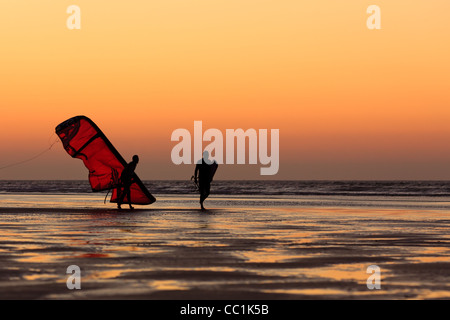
[{"x1": 1, "y1": 179, "x2": 450, "y2": 182}]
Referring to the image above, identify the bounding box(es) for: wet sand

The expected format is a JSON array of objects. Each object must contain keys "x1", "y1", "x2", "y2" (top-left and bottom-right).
[{"x1": 0, "y1": 194, "x2": 450, "y2": 299}]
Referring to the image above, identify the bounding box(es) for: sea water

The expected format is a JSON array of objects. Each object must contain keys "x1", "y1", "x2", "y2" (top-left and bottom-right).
[{"x1": 1, "y1": 180, "x2": 450, "y2": 210}]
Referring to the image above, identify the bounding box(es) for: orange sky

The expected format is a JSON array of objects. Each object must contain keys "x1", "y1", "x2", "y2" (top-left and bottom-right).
[{"x1": 1, "y1": 1, "x2": 450, "y2": 180}]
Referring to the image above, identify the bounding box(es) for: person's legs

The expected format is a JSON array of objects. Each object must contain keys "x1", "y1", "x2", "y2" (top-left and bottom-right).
[
  {"x1": 200, "y1": 192, "x2": 206, "y2": 210},
  {"x1": 126, "y1": 184, "x2": 134, "y2": 209},
  {"x1": 199, "y1": 183, "x2": 210, "y2": 210},
  {"x1": 117, "y1": 185, "x2": 125, "y2": 209},
  {"x1": 118, "y1": 179, "x2": 133, "y2": 210}
]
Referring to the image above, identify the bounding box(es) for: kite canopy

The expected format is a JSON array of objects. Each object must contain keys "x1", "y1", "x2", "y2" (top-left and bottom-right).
[{"x1": 55, "y1": 115, "x2": 156, "y2": 205}]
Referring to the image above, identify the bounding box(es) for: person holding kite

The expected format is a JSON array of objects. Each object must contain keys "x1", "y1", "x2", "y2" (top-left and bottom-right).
[
  {"x1": 117, "y1": 155, "x2": 139, "y2": 210},
  {"x1": 55, "y1": 116, "x2": 156, "y2": 208}
]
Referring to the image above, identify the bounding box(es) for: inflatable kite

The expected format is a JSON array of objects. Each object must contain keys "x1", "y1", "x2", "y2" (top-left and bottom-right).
[{"x1": 55, "y1": 115, "x2": 156, "y2": 205}]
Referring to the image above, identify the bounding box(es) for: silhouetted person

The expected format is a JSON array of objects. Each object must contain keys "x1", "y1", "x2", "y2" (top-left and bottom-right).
[
  {"x1": 194, "y1": 151, "x2": 218, "y2": 211},
  {"x1": 117, "y1": 155, "x2": 139, "y2": 210}
]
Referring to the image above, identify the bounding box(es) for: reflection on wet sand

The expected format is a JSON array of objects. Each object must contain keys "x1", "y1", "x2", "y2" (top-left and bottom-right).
[{"x1": 0, "y1": 194, "x2": 450, "y2": 299}]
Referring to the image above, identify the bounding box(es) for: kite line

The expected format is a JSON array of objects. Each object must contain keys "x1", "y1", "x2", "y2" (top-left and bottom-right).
[{"x1": 0, "y1": 135, "x2": 60, "y2": 171}]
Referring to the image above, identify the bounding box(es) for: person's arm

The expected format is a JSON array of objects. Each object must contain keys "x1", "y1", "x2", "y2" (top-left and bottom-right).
[
  {"x1": 194, "y1": 164, "x2": 199, "y2": 182},
  {"x1": 131, "y1": 162, "x2": 137, "y2": 183}
]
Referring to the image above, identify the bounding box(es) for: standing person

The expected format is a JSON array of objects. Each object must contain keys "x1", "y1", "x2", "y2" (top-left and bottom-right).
[
  {"x1": 194, "y1": 151, "x2": 218, "y2": 211},
  {"x1": 117, "y1": 155, "x2": 139, "y2": 210}
]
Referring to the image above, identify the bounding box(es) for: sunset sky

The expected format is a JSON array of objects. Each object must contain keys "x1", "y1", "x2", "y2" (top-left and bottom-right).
[{"x1": 1, "y1": 1, "x2": 449, "y2": 180}]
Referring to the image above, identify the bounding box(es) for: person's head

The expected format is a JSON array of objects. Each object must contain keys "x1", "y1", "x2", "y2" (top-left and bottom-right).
[
  {"x1": 132, "y1": 155, "x2": 139, "y2": 163},
  {"x1": 203, "y1": 150, "x2": 214, "y2": 164}
]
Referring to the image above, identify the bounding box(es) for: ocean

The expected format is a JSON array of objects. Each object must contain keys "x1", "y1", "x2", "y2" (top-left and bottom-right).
[
  {"x1": 1, "y1": 180, "x2": 450, "y2": 210},
  {"x1": 2, "y1": 180, "x2": 450, "y2": 196}
]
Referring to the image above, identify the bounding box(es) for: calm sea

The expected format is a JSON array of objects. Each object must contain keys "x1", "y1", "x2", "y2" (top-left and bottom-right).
[{"x1": 1, "y1": 180, "x2": 450, "y2": 197}]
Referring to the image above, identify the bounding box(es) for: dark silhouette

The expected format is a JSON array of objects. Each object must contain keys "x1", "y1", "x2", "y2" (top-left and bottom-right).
[
  {"x1": 194, "y1": 151, "x2": 218, "y2": 211},
  {"x1": 117, "y1": 155, "x2": 139, "y2": 210}
]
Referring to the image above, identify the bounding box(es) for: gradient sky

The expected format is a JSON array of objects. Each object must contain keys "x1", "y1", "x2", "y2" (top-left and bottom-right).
[{"x1": 1, "y1": 1, "x2": 449, "y2": 180}]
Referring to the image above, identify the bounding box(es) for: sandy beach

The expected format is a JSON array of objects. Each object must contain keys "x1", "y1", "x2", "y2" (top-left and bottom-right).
[{"x1": 0, "y1": 192, "x2": 449, "y2": 300}]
